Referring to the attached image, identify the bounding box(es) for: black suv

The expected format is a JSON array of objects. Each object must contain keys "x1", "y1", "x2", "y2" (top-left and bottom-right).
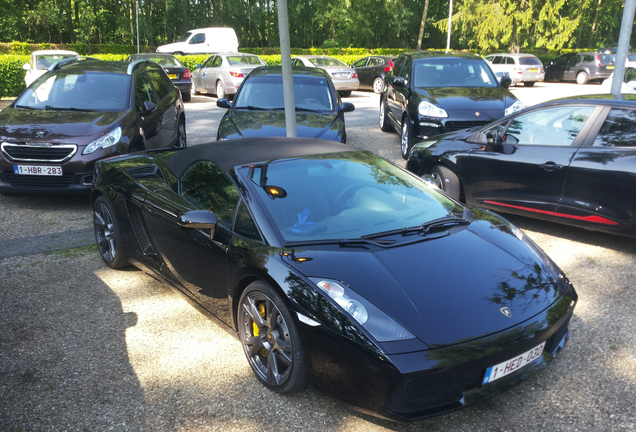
[
  {"x1": 0, "y1": 58, "x2": 186, "y2": 194},
  {"x1": 545, "y1": 52, "x2": 615, "y2": 84},
  {"x1": 380, "y1": 51, "x2": 521, "y2": 159}
]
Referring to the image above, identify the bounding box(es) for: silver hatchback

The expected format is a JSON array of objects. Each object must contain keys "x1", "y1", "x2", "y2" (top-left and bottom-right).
[
  {"x1": 484, "y1": 53, "x2": 545, "y2": 87},
  {"x1": 291, "y1": 55, "x2": 359, "y2": 97},
  {"x1": 191, "y1": 53, "x2": 267, "y2": 99}
]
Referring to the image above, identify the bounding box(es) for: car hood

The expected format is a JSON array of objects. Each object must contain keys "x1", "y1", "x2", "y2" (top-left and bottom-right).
[
  {"x1": 284, "y1": 217, "x2": 564, "y2": 348},
  {"x1": 0, "y1": 108, "x2": 126, "y2": 144},
  {"x1": 222, "y1": 110, "x2": 340, "y2": 139},
  {"x1": 416, "y1": 87, "x2": 515, "y2": 118},
  {"x1": 156, "y1": 42, "x2": 186, "y2": 52}
]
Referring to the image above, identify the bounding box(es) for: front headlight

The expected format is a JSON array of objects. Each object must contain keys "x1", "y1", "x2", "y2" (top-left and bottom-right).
[
  {"x1": 310, "y1": 278, "x2": 415, "y2": 342},
  {"x1": 505, "y1": 100, "x2": 524, "y2": 116},
  {"x1": 418, "y1": 101, "x2": 448, "y2": 118},
  {"x1": 83, "y1": 127, "x2": 122, "y2": 155}
]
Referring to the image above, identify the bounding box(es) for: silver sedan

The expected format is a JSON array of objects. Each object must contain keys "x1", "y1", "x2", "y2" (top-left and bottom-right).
[
  {"x1": 191, "y1": 53, "x2": 267, "y2": 99},
  {"x1": 291, "y1": 55, "x2": 359, "y2": 97}
]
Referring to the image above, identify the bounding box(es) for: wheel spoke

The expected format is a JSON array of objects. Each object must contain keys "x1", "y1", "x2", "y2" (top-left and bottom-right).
[
  {"x1": 243, "y1": 297, "x2": 266, "y2": 327},
  {"x1": 244, "y1": 335, "x2": 264, "y2": 358},
  {"x1": 267, "y1": 351, "x2": 282, "y2": 384}
]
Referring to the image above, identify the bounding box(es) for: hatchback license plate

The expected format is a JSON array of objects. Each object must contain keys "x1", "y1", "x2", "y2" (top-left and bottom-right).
[
  {"x1": 482, "y1": 341, "x2": 546, "y2": 385},
  {"x1": 14, "y1": 165, "x2": 62, "y2": 176}
]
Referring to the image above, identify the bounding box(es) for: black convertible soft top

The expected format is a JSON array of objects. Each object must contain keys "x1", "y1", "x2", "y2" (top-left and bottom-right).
[{"x1": 166, "y1": 137, "x2": 356, "y2": 178}]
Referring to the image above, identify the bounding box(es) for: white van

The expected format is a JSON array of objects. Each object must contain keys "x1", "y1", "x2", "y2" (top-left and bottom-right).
[{"x1": 156, "y1": 27, "x2": 238, "y2": 55}]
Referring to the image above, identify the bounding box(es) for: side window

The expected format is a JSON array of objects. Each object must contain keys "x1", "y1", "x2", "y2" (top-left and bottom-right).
[
  {"x1": 506, "y1": 57, "x2": 516, "y2": 65},
  {"x1": 624, "y1": 68, "x2": 636, "y2": 83},
  {"x1": 484, "y1": 56, "x2": 494, "y2": 63},
  {"x1": 211, "y1": 56, "x2": 223, "y2": 68},
  {"x1": 135, "y1": 74, "x2": 158, "y2": 111},
  {"x1": 402, "y1": 57, "x2": 412, "y2": 83},
  {"x1": 392, "y1": 56, "x2": 407, "y2": 78},
  {"x1": 368, "y1": 58, "x2": 380, "y2": 67},
  {"x1": 492, "y1": 56, "x2": 503, "y2": 65},
  {"x1": 593, "y1": 108, "x2": 636, "y2": 147},
  {"x1": 180, "y1": 162, "x2": 241, "y2": 229},
  {"x1": 503, "y1": 106, "x2": 595, "y2": 146},
  {"x1": 202, "y1": 57, "x2": 213, "y2": 68},
  {"x1": 234, "y1": 201, "x2": 261, "y2": 240},
  {"x1": 190, "y1": 33, "x2": 206, "y2": 44},
  {"x1": 582, "y1": 55, "x2": 594, "y2": 63},
  {"x1": 352, "y1": 58, "x2": 367, "y2": 68},
  {"x1": 146, "y1": 70, "x2": 174, "y2": 100}
]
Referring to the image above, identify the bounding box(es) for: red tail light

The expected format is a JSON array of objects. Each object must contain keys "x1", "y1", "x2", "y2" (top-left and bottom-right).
[
  {"x1": 183, "y1": 69, "x2": 191, "y2": 79},
  {"x1": 229, "y1": 71, "x2": 244, "y2": 78},
  {"x1": 352, "y1": 72, "x2": 358, "y2": 78},
  {"x1": 595, "y1": 54, "x2": 602, "y2": 66},
  {"x1": 514, "y1": 67, "x2": 523, "y2": 75},
  {"x1": 384, "y1": 60, "x2": 395, "y2": 73}
]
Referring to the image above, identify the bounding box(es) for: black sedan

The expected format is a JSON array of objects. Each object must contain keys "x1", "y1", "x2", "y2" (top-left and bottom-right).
[
  {"x1": 380, "y1": 51, "x2": 523, "y2": 159},
  {"x1": 407, "y1": 95, "x2": 636, "y2": 238},
  {"x1": 126, "y1": 53, "x2": 192, "y2": 101},
  {"x1": 216, "y1": 66, "x2": 354, "y2": 142},
  {"x1": 350, "y1": 56, "x2": 395, "y2": 93},
  {"x1": 92, "y1": 137, "x2": 576, "y2": 421}
]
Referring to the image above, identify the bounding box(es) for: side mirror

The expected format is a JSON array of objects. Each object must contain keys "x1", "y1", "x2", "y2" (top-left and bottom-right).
[
  {"x1": 178, "y1": 210, "x2": 218, "y2": 239},
  {"x1": 485, "y1": 130, "x2": 499, "y2": 152},
  {"x1": 339, "y1": 102, "x2": 355, "y2": 113},
  {"x1": 143, "y1": 101, "x2": 156, "y2": 113},
  {"x1": 23, "y1": 63, "x2": 32, "y2": 71},
  {"x1": 217, "y1": 98, "x2": 232, "y2": 109},
  {"x1": 500, "y1": 76, "x2": 512, "y2": 89},
  {"x1": 195, "y1": 64, "x2": 201, "y2": 69},
  {"x1": 393, "y1": 77, "x2": 406, "y2": 88}
]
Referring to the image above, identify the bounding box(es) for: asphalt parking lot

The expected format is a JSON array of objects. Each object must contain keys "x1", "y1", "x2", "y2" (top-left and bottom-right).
[{"x1": 1, "y1": 82, "x2": 635, "y2": 431}]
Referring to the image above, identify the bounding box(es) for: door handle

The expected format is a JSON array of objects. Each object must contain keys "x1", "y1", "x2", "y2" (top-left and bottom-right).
[{"x1": 539, "y1": 162, "x2": 563, "y2": 171}]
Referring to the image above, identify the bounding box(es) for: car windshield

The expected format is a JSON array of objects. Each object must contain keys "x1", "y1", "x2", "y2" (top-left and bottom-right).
[
  {"x1": 177, "y1": 31, "x2": 193, "y2": 42},
  {"x1": 240, "y1": 152, "x2": 463, "y2": 242},
  {"x1": 34, "y1": 54, "x2": 78, "y2": 69},
  {"x1": 599, "y1": 54, "x2": 616, "y2": 64},
  {"x1": 518, "y1": 57, "x2": 542, "y2": 66},
  {"x1": 227, "y1": 56, "x2": 266, "y2": 66},
  {"x1": 309, "y1": 57, "x2": 348, "y2": 67},
  {"x1": 15, "y1": 71, "x2": 130, "y2": 111},
  {"x1": 234, "y1": 75, "x2": 335, "y2": 112},
  {"x1": 413, "y1": 58, "x2": 498, "y2": 88}
]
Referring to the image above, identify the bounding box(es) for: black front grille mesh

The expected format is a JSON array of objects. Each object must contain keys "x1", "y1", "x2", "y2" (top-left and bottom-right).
[
  {"x1": 7, "y1": 173, "x2": 74, "y2": 189},
  {"x1": 386, "y1": 373, "x2": 469, "y2": 415},
  {"x1": 444, "y1": 121, "x2": 489, "y2": 132},
  {"x1": 2, "y1": 144, "x2": 77, "y2": 162}
]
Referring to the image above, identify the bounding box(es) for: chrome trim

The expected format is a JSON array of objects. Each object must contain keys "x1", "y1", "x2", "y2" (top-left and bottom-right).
[{"x1": 1, "y1": 142, "x2": 78, "y2": 163}]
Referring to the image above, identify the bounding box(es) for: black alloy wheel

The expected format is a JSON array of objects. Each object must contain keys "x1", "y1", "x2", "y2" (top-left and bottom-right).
[
  {"x1": 93, "y1": 196, "x2": 129, "y2": 269},
  {"x1": 400, "y1": 115, "x2": 414, "y2": 160},
  {"x1": 238, "y1": 281, "x2": 307, "y2": 393},
  {"x1": 379, "y1": 98, "x2": 393, "y2": 132},
  {"x1": 177, "y1": 119, "x2": 187, "y2": 148}
]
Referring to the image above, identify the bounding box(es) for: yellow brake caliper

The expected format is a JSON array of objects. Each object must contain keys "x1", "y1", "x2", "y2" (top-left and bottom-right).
[{"x1": 253, "y1": 302, "x2": 268, "y2": 358}]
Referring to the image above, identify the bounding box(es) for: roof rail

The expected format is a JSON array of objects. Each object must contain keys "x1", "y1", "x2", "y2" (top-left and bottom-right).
[
  {"x1": 48, "y1": 56, "x2": 101, "y2": 72},
  {"x1": 127, "y1": 59, "x2": 154, "y2": 75}
]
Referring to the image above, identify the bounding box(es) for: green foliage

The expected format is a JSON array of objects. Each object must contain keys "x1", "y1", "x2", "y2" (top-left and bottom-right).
[
  {"x1": 9, "y1": 42, "x2": 30, "y2": 55},
  {"x1": 0, "y1": 55, "x2": 29, "y2": 97}
]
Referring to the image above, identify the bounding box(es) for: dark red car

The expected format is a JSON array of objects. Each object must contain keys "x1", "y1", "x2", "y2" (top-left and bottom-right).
[{"x1": 0, "y1": 58, "x2": 186, "y2": 194}]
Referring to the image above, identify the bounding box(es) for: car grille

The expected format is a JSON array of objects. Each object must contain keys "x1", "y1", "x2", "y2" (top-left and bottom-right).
[
  {"x1": 385, "y1": 373, "x2": 470, "y2": 416},
  {"x1": 444, "y1": 121, "x2": 489, "y2": 132},
  {"x1": 6, "y1": 173, "x2": 74, "y2": 189},
  {"x1": 1, "y1": 143, "x2": 78, "y2": 163}
]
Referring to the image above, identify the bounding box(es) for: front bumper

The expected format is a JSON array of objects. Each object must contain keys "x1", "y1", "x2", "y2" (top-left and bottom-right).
[
  {"x1": 0, "y1": 170, "x2": 93, "y2": 194},
  {"x1": 303, "y1": 290, "x2": 576, "y2": 421}
]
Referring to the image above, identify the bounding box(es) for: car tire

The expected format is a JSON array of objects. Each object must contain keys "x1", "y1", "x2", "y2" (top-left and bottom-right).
[
  {"x1": 238, "y1": 280, "x2": 307, "y2": 394},
  {"x1": 400, "y1": 116, "x2": 414, "y2": 160},
  {"x1": 93, "y1": 196, "x2": 129, "y2": 269},
  {"x1": 576, "y1": 71, "x2": 589, "y2": 85},
  {"x1": 338, "y1": 90, "x2": 352, "y2": 97},
  {"x1": 372, "y1": 77, "x2": 384, "y2": 94},
  {"x1": 181, "y1": 91, "x2": 191, "y2": 102},
  {"x1": 523, "y1": 82, "x2": 535, "y2": 87},
  {"x1": 216, "y1": 81, "x2": 226, "y2": 99},
  {"x1": 430, "y1": 165, "x2": 461, "y2": 201},
  {"x1": 176, "y1": 118, "x2": 187, "y2": 148},
  {"x1": 379, "y1": 98, "x2": 393, "y2": 132}
]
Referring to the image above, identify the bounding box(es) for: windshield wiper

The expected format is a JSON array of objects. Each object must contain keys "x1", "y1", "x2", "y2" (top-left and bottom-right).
[
  {"x1": 362, "y1": 215, "x2": 470, "y2": 240},
  {"x1": 284, "y1": 238, "x2": 396, "y2": 248},
  {"x1": 237, "y1": 105, "x2": 269, "y2": 110},
  {"x1": 44, "y1": 106, "x2": 96, "y2": 112},
  {"x1": 14, "y1": 105, "x2": 43, "y2": 110},
  {"x1": 295, "y1": 107, "x2": 325, "y2": 113}
]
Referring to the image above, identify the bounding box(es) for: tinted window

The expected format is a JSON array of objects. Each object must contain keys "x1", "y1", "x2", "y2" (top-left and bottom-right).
[
  {"x1": 505, "y1": 57, "x2": 515, "y2": 65},
  {"x1": 146, "y1": 69, "x2": 174, "y2": 100},
  {"x1": 234, "y1": 75, "x2": 334, "y2": 111},
  {"x1": 504, "y1": 106, "x2": 595, "y2": 146},
  {"x1": 308, "y1": 57, "x2": 347, "y2": 67},
  {"x1": 368, "y1": 58, "x2": 381, "y2": 66},
  {"x1": 234, "y1": 201, "x2": 260, "y2": 240},
  {"x1": 135, "y1": 74, "x2": 158, "y2": 110},
  {"x1": 352, "y1": 58, "x2": 368, "y2": 68},
  {"x1": 190, "y1": 33, "x2": 205, "y2": 44},
  {"x1": 227, "y1": 56, "x2": 265, "y2": 66},
  {"x1": 582, "y1": 55, "x2": 594, "y2": 63},
  {"x1": 625, "y1": 68, "x2": 636, "y2": 83},
  {"x1": 593, "y1": 108, "x2": 636, "y2": 147},
  {"x1": 492, "y1": 56, "x2": 503, "y2": 65},
  {"x1": 413, "y1": 58, "x2": 498, "y2": 87},
  {"x1": 180, "y1": 161, "x2": 240, "y2": 228},
  {"x1": 519, "y1": 57, "x2": 542, "y2": 65}
]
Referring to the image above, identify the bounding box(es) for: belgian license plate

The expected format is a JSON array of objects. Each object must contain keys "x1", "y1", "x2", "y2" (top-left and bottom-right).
[
  {"x1": 333, "y1": 73, "x2": 349, "y2": 79},
  {"x1": 482, "y1": 341, "x2": 546, "y2": 385},
  {"x1": 14, "y1": 165, "x2": 62, "y2": 176},
  {"x1": 608, "y1": 65, "x2": 615, "y2": 70},
  {"x1": 168, "y1": 73, "x2": 178, "y2": 79}
]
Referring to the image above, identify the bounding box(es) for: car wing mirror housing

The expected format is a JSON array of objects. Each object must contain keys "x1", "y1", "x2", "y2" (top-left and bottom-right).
[
  {"x1": 500, "y1": 76, "x2": 512, "y2": 89},
  {"x1": 393, "y1": 77, "x2": 406, "y2": 87},
  {"x1": 178, "y1": 210, "x2": 218, "y2": 239},
  {"x1": 23, "y1": 63, "x2": 31, "y2": 71},
  {"x1": 217, "y1": 98, "x2": 232, "y2": 109},
  {"x1": 339, "y1": 102, "x2": 355, "y2": 113},
  {"x1": 143, "y1": 101, "x2": 156, "y2": 113}
]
